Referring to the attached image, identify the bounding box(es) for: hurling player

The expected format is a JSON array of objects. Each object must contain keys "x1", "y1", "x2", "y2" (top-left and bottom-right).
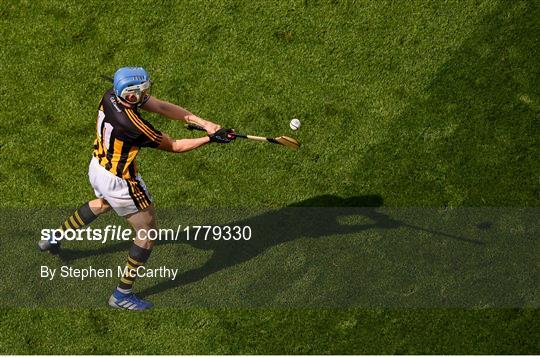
[{"x1": 39, "y1": 67, "x2": 235, "y2": 310}]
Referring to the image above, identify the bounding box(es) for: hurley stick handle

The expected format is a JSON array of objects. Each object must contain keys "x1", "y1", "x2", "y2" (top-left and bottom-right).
[
  {"x1": 185, "y1": 122, "x2": 206, "y2": 131},
  {"x1": 186, "y1": 123, "x2": 245, "y2": 139},
  {"x1": 100, "y1": 75, "x2": 114, "y2": 83},
  {"x1": 184, "y1": 123, "x2": 298, "y2": 149}
]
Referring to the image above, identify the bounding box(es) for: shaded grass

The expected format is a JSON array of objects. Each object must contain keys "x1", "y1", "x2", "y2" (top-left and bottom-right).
[{"x1": 0, "y1": 309, "x2": 538, "y2": 354}]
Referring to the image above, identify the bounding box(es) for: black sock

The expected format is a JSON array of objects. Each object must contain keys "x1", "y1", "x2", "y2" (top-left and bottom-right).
[
  {"x1": 60, "y1": 202, "x2": 98, "y2": 231},
  {"x1": 117, "y1": 243, "x2": 152, "y2": 293},
  {"x1": 54, "y1": 202, "x2": 98, "y2": 242}
]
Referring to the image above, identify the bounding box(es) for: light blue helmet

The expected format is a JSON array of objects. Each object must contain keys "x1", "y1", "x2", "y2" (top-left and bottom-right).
[{"x1": 113, "y1": 67, "x2": 151, "y2": 105}]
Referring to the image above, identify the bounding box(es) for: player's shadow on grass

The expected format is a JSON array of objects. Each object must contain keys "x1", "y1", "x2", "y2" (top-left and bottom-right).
[
  {"x1": 58, "y1": 194, "x2": 481, "y2": 298},
  {"x1": 59, "y1": 194, "x2": 387, "y2": 263},
  {"x1": 139, "y1": 194, "x2": 481, "y2": 298}
]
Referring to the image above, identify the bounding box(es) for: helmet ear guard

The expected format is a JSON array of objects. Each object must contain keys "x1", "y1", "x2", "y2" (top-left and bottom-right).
[{"x1": 113, "y1": 67, "x2": 151, "y2": 106}]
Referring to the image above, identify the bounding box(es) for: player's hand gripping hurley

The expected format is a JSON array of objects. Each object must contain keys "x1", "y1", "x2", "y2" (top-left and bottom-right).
[{"x1": 186, "y1": 122, "x2": 300, "y2": 150}]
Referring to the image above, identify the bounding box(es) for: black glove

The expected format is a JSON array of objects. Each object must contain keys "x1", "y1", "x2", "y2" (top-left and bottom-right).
[{"x1": 209, "y1": 128, "x2": 235, "y2": 143}]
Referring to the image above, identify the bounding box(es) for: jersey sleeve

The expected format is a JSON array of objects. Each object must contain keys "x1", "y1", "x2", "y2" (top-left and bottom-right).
[{"x1": 124, "y1": 108, "x2": 163, "y2": 148}]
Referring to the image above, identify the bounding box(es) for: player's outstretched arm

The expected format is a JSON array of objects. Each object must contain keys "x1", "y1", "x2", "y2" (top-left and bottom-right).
[
  {"x1": 142, "y1": 96, "x2": 220, "y2": 134},
  {"x1": 157, "y1": 132, "x2": 210, "y2": 153},
  {"x1": 158, "y1": 128, "x2": 235, "y2": 153}
]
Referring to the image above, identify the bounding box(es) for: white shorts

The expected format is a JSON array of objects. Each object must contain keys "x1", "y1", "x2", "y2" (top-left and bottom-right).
[{"x1": 88, "y1": 157, "x2": 153, "y2": 216}]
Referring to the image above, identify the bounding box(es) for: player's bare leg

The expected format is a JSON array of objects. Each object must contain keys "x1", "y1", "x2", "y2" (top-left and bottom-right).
[
  {"x1": 38, "y1": 198, "x2": 111, "y2": 254},
  {"x1": 125, "y1": 205, "x2": 158, "y2": 250},
  {"x1": 108, "y1": 205, "x2": 157, "y2": 310}
]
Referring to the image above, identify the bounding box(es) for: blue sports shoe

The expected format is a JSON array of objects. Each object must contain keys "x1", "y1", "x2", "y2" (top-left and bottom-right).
[{"x1": 108, "y1": 289, "x2": 153, "y2": 310}]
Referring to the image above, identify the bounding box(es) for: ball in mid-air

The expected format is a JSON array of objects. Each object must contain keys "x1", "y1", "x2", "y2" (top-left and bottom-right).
[{"x1": 290, "y1": 118, "x2": 301, "y2": 131}]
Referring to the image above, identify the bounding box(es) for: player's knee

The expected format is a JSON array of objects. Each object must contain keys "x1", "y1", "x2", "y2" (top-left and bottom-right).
[
  {"x1": 134, "y1": 227, "x2": 157, "y2": 249},
  {"x1": 89, "y1": 198, "x2": 111, "y2": 215},
  {"x1": 128, "y1": 206, "x2": 155, "y2": 227}
]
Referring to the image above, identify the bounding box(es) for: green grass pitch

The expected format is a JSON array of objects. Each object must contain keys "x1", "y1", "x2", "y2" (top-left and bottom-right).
[{"x1": 0, "y1": 0, "x2": 539, "y2": 354}]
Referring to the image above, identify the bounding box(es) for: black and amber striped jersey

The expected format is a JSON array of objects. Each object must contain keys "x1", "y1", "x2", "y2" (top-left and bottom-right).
[{"x1": 93, "y1": 89, "x2": 163, "y2": 180}]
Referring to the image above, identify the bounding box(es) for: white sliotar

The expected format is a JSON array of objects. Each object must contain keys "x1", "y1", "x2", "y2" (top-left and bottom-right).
[{"x1": 290, "y1": 118, "x2": 301, "y2": 130}]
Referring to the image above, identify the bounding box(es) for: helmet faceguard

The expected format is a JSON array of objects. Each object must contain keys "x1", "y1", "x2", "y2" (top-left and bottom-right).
[
  {"x1": 119, "y1": 80, "x2": 151, "y2": 105},
  {"x1": 113, "y1": 67, "x2": 151, "y2": 106}
]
